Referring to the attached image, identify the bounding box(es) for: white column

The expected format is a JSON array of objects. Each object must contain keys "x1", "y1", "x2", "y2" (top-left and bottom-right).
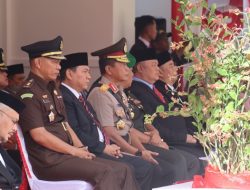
[
  {"x1": 0, "y1": 0, "x2": 7, "y2": 53},
  {"x1": 113, "y1": 0, "x2": 135, "y2": 49}
]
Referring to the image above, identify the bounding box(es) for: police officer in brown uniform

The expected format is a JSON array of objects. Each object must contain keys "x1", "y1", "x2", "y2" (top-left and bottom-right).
[{"x1": 18, "y1": 36, "x2": 139, "y2": 190}]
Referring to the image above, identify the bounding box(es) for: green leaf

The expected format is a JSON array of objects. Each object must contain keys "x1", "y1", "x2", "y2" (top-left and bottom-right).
[
  {"x1": 225, "y1": 102, "x2": 234, "y2": 112},
  {"x1": 229, "y1": 91, "x2": 237, "y2": 100},
  {"x1": 210, "y1": 3, "x2": 217, "y2": 16},
  {"x1": 179, "y1": 19, "x2": 186, "y2": 28},
  {"x1": 244, "y1": 146, "x2": 250, "y2": 155},
  {"x1": 237, "y1": 99, "x2": 244, "y2": 107},
  {"x1": 191, "y1": 7, "x2": 197, "y2": 15},
  {"x1": 168, "y1": 102, "x2": 175, "y2": 111},
  {"x1": 213, "y1": 108, "x2": 221, "y2": 118},
  {"x1": 222, "y1": 124, "x2": 231, "y2": 132},
  {"x1": 156, "y1": 105, "x2": 165, "y2": 113},
  {"x1": 189, "y1": 78, "x2": 199, "y2": 88},
  {"x1": 184, "y1": 66, "x2": 194, "y2": 80},
  {"x1": 216, "y1": 68, "x2": 228, "y2": 76},
  {"x1": 185, "y1": 30, "x2": 194, "y2": 40},
  {"x1": 196, "y1": 99, "x2": 203, "y2": 113},
  {"x1": 202, "y1": 0, "x2": 208, "y2": 9}
]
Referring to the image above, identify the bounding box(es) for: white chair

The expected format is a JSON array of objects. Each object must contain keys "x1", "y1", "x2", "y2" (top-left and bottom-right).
[{"x1": 16, "y1": 126, "x2": 93, "y2": 190}]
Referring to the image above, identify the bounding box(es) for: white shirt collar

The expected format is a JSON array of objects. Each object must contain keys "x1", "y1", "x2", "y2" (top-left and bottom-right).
[
  {"x1": 133, "y1": 77, "x2": 154, "y2": 90},
  {"x1": 61, "y1": 83, "x2": 81, "y2": 99},
  {"x1": 138, "y1": 36, "x2": 151, "y2": 48},
  {"x1": 167, "y1": 84, "x2": 175, "y2": 91},
  {"x1": 0, "y1": 154, "x2": 6, "y2": 167}
]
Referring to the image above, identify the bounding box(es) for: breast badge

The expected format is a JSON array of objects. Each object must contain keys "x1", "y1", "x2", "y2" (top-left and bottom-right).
[
  {"x1": 48, "y1": 111, "x2": 55, "y2": 122},
  {"x1": 53, "y1": 90, "x2": 58, "y2": 95},
  {"x1": 115, "y1": 108, "x2": 125, "y2": 117},
  {"x1": 116, "y1": 119, "x2": 126, "y2": 130},
  {"x1": 129, "y1": 111, "x2": 135, "y2": 119}
]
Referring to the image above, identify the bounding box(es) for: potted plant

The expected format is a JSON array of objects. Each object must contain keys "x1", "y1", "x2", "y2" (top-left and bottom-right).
[{"x1": 168, "y1": 0, "x2": 250, "y2": 188}]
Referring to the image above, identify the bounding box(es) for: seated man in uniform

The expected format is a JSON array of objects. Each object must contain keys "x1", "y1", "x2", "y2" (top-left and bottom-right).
[
  {"x1": 6, "y1": 63, "x2": 26, "y2": 94},
  {"x1": 88, "y1": 38, "x2": 200, "y2": 187},
  {"x1": 155, "y1": 51, "x2": 198, "y2": 135},
  {"x1": 0, "y1": 91, "x2": 25, "y2": 190},
  {"x1": 59, "y1": 52, "x2": 153, "y2": 190},
  {"x1": 18, "y1": 36, "x2": 139, "y2": 190}
]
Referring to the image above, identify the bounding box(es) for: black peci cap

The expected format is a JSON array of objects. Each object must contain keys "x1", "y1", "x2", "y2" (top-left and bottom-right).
[
  {"x1": 131, "y1": 48, "x2": 157, "y2": 65},
  {"x1": 7, "y1": 63, "x2": 24, "y2": 76},
  {"x1": 0, "y1": 91, "x2": 25, "y2": 113},
  {"x1": 60, "y1": 52, "x2": 88, "y2": 71},
  {"x1": 0, "y1": 48, "x2": 7, "y2": 71},
  {"x1": 156, "y1": 51, "x2": 172, "y2": 67},
  {"x1": 21, "y1": 36, "x2": 66, "y2": 60}
]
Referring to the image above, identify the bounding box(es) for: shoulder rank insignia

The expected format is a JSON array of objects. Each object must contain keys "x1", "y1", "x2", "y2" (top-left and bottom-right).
[
  {"x1": 109, "y1": 83, "x2": 119, "y2": 93},
  {"x1": 99, "y1": 82, "x2": 119, "y2": 93},
  {"x1": 99, "y1": 84, "x2": 109, "y2": 92},
  {"x1": 20, "y1": 93, "x2": 33, "y2": 99},
  {"x1": 23, "y1": 79, "x2": 34, "y2": 88}
]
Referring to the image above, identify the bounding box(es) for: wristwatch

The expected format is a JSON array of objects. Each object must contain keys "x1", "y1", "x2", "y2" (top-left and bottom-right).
[{"x1": 135, "y1": 150, "x2": 142, "y2": 156}]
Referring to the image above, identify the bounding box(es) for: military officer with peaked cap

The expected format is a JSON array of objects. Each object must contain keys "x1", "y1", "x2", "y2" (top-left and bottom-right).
[
  {"x1": 17, "y1": 36, "x2": 139, "y2": 190},
  {"x1": 88, "y1": 38, "x2": 201, "y2": 188}
]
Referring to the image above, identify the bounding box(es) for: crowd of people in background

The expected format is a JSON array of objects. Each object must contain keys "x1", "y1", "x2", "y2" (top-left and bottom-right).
[{"x1": 0, "y1": 15, "x2": 207, "y2": 190}]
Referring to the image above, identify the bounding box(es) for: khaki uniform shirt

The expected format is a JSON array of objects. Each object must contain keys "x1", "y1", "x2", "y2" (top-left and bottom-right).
[
  {"x1": 18, "y1": 72, "x2": 73, "y2": 171},
  {"x1": 87, "y1": 77, "x2": 133, "y2": 137}
]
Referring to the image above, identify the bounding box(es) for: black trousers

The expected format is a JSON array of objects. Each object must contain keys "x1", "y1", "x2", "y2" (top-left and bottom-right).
[
  {"x1": 99, "y1": 153, "x2": 153, "y2": 190},
  {"x1": 143, "y1": 144, "x2": 201, "y2": 184},
  {"x1": 6, "y1": 150, "x2": 22, "y2": 168}
]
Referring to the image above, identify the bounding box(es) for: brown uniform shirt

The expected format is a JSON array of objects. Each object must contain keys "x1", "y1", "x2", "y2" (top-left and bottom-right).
[{"x1": 18, "y1": 72, "x2": 73, "y2": 170}]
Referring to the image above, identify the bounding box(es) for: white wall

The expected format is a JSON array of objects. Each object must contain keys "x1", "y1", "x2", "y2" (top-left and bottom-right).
[
  {"x1": 2, "y1": 0, "x2": 135, "y2": 84},
  {"x1": 136, "y1": 0, "x2": 172, "y2": 33},
  {"x1": 0, "y1": 0, "x2": 6, "y2": 52},
  {"x1": 113, "y1": 0, "x2": 135, "y2": 48}
]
